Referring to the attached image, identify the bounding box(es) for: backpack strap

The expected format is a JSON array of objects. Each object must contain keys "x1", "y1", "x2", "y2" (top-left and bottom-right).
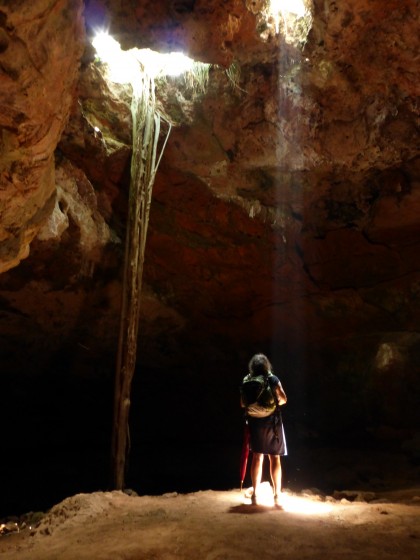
[{"x1": 267, "y1": 375, "x2": 283, "y2": 438}]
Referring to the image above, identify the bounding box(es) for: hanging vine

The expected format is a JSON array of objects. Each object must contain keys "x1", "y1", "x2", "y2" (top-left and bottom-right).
[{"x1": 111, "y1": 70, "x2": 171, "y2": 490}]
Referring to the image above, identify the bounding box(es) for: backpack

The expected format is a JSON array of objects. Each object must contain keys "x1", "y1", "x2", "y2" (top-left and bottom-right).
[{"x1": 240, "y1": 373, "x2": 276, "y2": 418}]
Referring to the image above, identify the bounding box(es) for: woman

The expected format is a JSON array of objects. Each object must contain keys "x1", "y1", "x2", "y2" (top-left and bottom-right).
[{"x1": 240, "y1": 353, "x2": 287, "y2": 507}]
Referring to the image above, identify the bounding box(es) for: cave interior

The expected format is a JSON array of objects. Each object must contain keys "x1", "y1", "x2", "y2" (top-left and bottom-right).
[{"x1": 0, "y1": 0, "x2": 419, "y2": 517}]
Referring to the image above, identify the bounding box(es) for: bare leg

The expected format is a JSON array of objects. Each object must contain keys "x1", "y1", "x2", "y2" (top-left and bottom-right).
[
  {"x1": 268, "y1": 455, "x2": 282, "y2": 501},
  {"x1": 250, "y1": 453, "x2": 264, "y2": 502}
]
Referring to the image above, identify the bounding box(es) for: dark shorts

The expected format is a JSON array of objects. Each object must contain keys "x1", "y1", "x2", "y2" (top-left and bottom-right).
[{"x1": 248, "y1": 412, "x2": 287, "y2": 456}]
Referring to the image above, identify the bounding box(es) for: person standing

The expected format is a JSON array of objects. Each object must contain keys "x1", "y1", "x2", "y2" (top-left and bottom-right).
[{"x1": 240, "y1": 353, "x2": 287, "y2": 507}]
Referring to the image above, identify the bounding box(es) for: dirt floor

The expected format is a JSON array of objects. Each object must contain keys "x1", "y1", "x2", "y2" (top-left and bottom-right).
[{"x1": 1, "y1": 483, "x2": 420, "y2": 560}]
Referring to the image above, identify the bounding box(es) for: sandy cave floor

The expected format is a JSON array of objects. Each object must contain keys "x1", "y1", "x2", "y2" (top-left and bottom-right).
[{"x1": 1, "y1": 484, "x2": 420, "y2": 560}]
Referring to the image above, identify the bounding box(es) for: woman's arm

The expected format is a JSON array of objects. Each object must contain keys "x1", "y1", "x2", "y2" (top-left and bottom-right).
[{"x1": 274, "y1": 383, "x2": 287, "y2": 406}]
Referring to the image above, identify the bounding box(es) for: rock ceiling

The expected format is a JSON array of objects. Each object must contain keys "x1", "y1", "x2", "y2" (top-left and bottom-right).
[{"x1": 0, "y1": 0, "x2": 419, "y2": 416}]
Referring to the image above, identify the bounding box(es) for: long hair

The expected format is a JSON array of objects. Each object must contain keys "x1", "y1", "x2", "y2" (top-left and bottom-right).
[{"x1": 248, "y1": 353, "x2": 272, "y2": 377}]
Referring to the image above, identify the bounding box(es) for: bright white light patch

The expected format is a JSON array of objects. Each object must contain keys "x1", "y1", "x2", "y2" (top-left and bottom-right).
[
  {"x1": 243, "y1": 483, "x2": 333, "y2": 515},
  {"x1": 281, "y1": 494, "x2": 333, "y2": 515},
  {"x1": 244, "y1": 482, "x2": 276, "y2": 507},
  {"x1": 92, "y1": 31, "x2": 196, "y2": 83},
  {"x1": 159, "y1": 52, "x2": 195, "y2": 76},
  {"x1": 270, "y1": 0, "x2": 306, "y2": 17},
  {"x1": 92, "y1": 31, "x2": 119, "y2": 59},
  {"x1": 92, "y1": 32, "x2": 140, "y2": 84}
]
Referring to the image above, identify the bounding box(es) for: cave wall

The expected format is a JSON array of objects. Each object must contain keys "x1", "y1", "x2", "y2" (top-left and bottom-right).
[{"x1": 0, "y1": 0, "x2": 85, "y2": 272}]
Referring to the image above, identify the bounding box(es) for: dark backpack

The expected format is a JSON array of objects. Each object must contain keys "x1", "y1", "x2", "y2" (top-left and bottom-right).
[{"x1": 240, "y1": 373, "x2": 276, "y2": 411}]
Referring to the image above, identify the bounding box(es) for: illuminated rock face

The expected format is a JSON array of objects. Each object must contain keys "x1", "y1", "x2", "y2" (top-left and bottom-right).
[
  {"x1": 0, "y1": 0, "x2": 419, "y2": 436},
  {"x1": 0, "y1": 0, "x2": 85, "y2": 273}
]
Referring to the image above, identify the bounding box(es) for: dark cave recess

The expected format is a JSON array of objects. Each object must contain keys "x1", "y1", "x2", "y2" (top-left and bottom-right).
[{"x1": 2, "y1": 366, "x2": 419, "y2": 517}]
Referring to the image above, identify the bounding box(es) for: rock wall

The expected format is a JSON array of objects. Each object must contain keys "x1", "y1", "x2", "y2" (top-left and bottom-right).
[{"x1": 0, "y1": 0, "x2": 85, "y2": 272}]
